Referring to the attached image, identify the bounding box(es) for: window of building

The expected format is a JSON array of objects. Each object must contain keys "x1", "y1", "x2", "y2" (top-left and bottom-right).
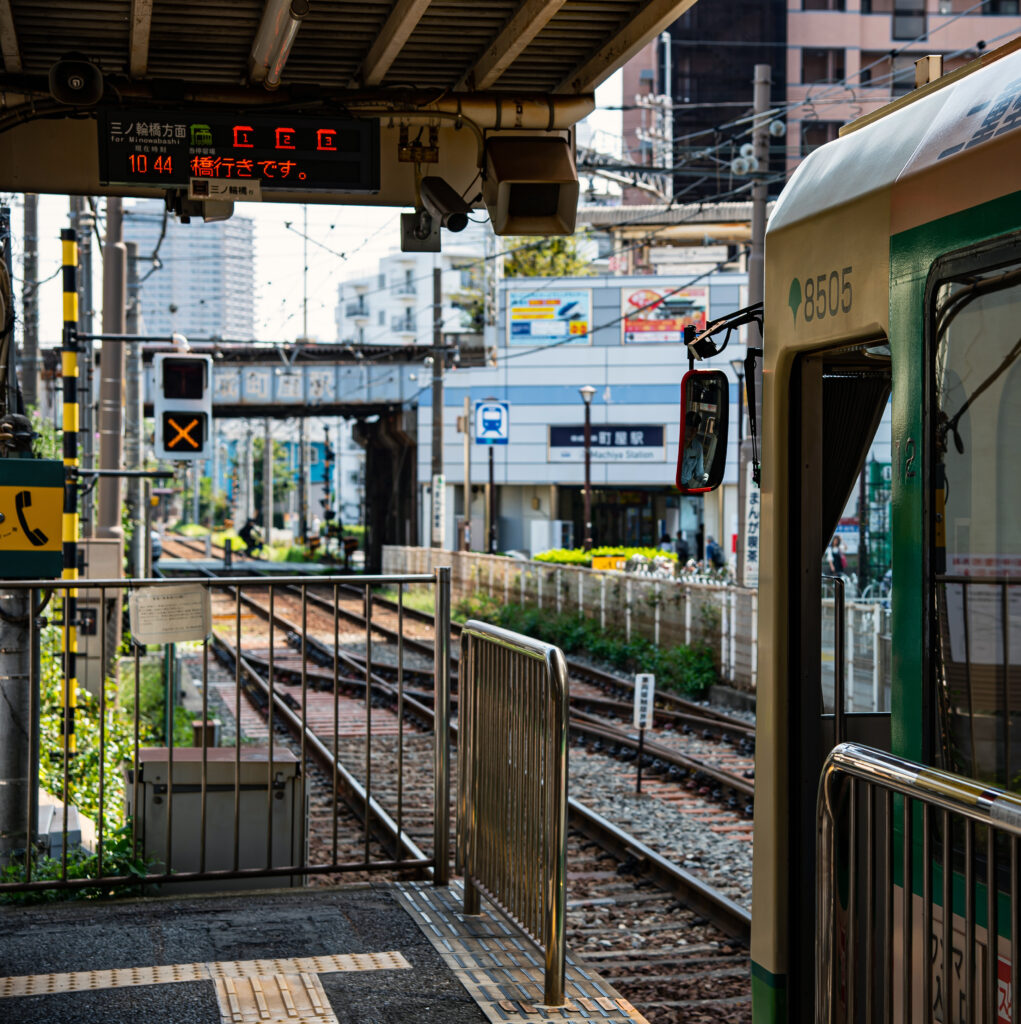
[
  {"x1": 800, "y1": 120, "x2": 842, "y2": 156},
  {"x1": 802, "y1": 48, "x2": 845, "y2": 84},
  {"x1": 802, "y1": 0, "x2": 846, "y2": 9}
]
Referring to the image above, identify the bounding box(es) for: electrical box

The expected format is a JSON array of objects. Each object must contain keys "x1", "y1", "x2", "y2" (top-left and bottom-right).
[{"x1": 126, "y1": 747, "x2": 307, "y2": 892}]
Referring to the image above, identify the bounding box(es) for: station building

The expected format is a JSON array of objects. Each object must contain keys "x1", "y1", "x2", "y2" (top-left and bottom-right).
[{"x1": 417, "y1": 271, "x2": 750, "y2": 561}]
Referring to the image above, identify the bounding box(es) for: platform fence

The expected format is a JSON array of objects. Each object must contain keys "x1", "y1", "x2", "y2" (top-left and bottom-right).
[
  {"x1": 0, "y1": 571, "x2": 451, "y2": 896},
  {"x1": 816, "y1": 742, "x2": 1021, "y2": 1023},
  {"x1": 457, "y1": 619, "x2": 569, "y2": 1007},
  {"x1": 386, "y1": 545, "x2": 894, "y2": 701}
]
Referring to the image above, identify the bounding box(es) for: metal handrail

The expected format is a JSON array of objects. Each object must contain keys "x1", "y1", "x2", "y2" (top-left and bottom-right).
[
  {"x1": 457, "y1": 619, "x2": 569, "y2": 1007},
  {"x1": 817, "y1": 742, "x2": 1021, "y2": 1023}
]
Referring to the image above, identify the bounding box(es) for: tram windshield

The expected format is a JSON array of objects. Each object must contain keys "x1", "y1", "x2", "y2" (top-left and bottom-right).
[{"x1": 932, "y1": 250, "x2": 1021, "y2": 791}]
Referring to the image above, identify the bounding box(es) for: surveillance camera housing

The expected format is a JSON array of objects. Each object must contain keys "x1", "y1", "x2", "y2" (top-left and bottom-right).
[
  {"x1": 419, "y1": 177, "x2": 471, "y2": 233},
  {"x1": 483, "y1": 135, "x2": 579, "y2": 236},
  {"x1": 400, "y1": 210, "x2": 441, "y2": 252},
  {"x1": 48, "y1": 54, "x2": 104, "y2": 106}
]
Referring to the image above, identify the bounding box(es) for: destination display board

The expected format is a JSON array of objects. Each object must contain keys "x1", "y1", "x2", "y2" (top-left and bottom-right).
[{"x1": 98, "y1": 110, "x2": 379, "y2": 193}]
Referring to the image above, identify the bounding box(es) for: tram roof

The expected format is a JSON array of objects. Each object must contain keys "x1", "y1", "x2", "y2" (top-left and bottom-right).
[{"x1": 768, "y1": 37, "x2": 1021, "y2": 241}]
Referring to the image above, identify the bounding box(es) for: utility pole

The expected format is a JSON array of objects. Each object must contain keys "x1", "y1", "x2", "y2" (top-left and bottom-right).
[
  {"x1": 737, "y1": 63, "x2": 771, "y2": 587},
  {"x1": 431, "y1": 265, "x2": 444, "y2": 548},
  {"x1": 263, "y1": 417, "x2": 273, "y2": 538},
  {"x1": 71, "y1": 198, "x2": 95, "y2": 538},
  {"x1": 97, "y1": 197, "x2": 126, "y2": 542},
  {"x1": 749, "y1": 63, "x2": 770, "y2": 354},
  {"x1": 0, "y1": 212, "x2": 33, "y2": 867},
  {"x1": 21, "y1": 194, "x2": 38, "y2": 407},
  {"x1": 125, "y1": 241, "x2": 144, "y2": 578},
  {"x1": 246, "y1": 423, "x2": 255, "y2": 523}
]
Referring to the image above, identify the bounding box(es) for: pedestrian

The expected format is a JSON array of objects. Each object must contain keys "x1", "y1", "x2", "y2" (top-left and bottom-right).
[
  {"x1": 827, "y1": 535, "x2": 846, "y2": 575},
  {"x1": 659, "y1": 533, "x2": 673, "y2": 552},
  {"x1": 238, "y1": 517, "x2": 262, "y2": 558},
  {"x1": 706, "y1": 535, "x2": 725, "y2": 570},
  {"x1": 679, "y1": 412, "x2": 707, "y2": 488},
  {"x1": 675, "y1": 532, "x2": 691, "y2": 563}
]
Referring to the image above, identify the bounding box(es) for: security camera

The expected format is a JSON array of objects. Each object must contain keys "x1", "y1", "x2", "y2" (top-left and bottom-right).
[
  {"x1": 48, "y1": 54, "x2": 104, "y2": 106},
  {"x1": 419, "y1": 177, "x2": 471, "y2": 233}
]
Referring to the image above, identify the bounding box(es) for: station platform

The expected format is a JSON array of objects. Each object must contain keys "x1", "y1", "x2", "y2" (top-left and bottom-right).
[{"x1": 0, "y1": 882, "x2": 648, "y2": 1024}]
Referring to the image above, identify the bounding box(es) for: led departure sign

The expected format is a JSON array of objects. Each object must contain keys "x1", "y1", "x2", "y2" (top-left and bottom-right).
[{"x1": 98, "y1": 110, "x2": 379, "y2": 193}]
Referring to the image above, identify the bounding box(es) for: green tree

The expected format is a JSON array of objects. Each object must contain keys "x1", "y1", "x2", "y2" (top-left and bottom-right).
[{"x1": 503, "y1": 235, "x2": 593, "y2": 278}]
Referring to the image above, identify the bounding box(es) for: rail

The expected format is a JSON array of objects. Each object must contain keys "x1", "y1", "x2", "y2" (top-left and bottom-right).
[
  {"x1": 0, "y1": 571, "x2": 451, "y2": 895},
  {"x1": 817, "y1": 742, "x2": 1021, "y2": 1023},
  {"x1": 457, "y1": 619, "x2": 569, "y2": 1007}
]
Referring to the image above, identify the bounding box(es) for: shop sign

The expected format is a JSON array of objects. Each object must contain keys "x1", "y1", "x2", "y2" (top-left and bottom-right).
[
  {"x1": 621, "y1": 285, "x2": 707, "y2": 344},
  {"x1": 508, "y1": 289, "x2": 591, "y2": 345}
]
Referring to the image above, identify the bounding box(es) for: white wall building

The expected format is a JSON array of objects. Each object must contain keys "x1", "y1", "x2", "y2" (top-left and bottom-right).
[{"x1": 418, "y1": 271, "x2": 750, "y2": 563}]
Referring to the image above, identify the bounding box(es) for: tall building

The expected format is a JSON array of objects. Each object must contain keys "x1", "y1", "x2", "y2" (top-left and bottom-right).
[
  {"x1": 123, "y1": 199, "x2": 255, "y2": 339},
  {"x1": 620, "y1": 0, "x2": 1021, "y2": 200}
]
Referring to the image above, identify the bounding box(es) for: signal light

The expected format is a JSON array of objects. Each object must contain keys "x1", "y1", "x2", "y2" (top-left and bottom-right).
[{"x1": 154, "y1": 353, "x2": 213, "y2": 460}]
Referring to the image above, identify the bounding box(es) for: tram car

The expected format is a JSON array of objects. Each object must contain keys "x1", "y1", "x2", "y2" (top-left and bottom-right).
[{"x1": 745, "y1": 37, "x2": 1021, "y2": 1023}]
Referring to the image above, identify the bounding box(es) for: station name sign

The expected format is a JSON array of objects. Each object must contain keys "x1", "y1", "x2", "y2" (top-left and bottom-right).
[
  {"x1": 98, "y1": 109, "x2": 379, "y2": 193},
  {"x1": 547, "y1": 424, "x2": 666, "y2": 463}
]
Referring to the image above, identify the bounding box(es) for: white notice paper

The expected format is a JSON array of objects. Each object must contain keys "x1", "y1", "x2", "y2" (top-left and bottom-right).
[{"x1": 129, "y1": 585, "x2": 212, "y2": 645}]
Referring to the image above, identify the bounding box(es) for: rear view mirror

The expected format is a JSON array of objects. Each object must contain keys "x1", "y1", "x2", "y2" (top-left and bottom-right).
[{"x1": 675, "y1": 369, "x2": 730, "y2": 493}]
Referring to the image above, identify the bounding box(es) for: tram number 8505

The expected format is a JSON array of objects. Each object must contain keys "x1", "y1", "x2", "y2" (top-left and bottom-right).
[{"x1": 803, "y1": 266, "x2": 853, "y2": 322}]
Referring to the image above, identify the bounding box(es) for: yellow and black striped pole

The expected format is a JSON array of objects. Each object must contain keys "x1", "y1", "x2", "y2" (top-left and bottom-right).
[{"x1": 60, "y1": 227, "x2": 78, "y2": 755}]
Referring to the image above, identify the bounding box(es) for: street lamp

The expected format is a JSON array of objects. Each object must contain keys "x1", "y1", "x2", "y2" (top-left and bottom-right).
[
  {"x1": 579, "y1": 385, "x2": 596, "y2": 551},
  {"x1": 730, "y1": 358, "x2": 745, "y2": 446}
]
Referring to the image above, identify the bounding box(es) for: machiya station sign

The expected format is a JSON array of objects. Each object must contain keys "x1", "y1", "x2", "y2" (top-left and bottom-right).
[{"x1": 547, "y1": 425, "x2": 665, "y2": 463}]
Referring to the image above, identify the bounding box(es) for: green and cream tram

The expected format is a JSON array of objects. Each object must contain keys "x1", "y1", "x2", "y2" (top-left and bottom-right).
[{"x1": 744, "y1": 37, "x2": 1021, "y2": 1023}]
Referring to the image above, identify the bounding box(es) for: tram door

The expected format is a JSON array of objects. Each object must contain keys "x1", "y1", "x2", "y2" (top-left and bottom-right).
[{"x1": 787, "y1": 344, "x2": 893, "y2": 1020}]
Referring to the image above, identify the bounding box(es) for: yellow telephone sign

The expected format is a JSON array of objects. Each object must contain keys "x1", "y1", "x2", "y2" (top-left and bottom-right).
[{"x1": 0, "y1": 459, "x2": 65, "y2": 578}]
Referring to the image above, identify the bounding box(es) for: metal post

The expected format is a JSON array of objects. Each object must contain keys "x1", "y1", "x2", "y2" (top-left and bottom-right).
[
  {"x1": 433, "y1": 566, "x2": 451, "y2": 884},
  {"x1": 60, "y1": 228, "x2": 79, "y2": 755},
  {"x1": 21, "y1": 194, "x2": 38, "y2": 407},
  {"x1": 463, "y1": 395, "x2": 471, "y2": 550},
  {"x1": 488, "y1": 446, "x2": 495, "y2": 553},
  {"x1": 580, "y1": 386, "x2": 595, "y2": 551},
  {"x1": 431, "y1": 266, "x2": 443, "y2": 548},
  {"x1": 125, "y1": 241, "x2": 144, "y2": 577},
  {"x1": 298, "y1": 418, "x2": 307, "y2": 543},
  {"x1": 263, "y1": 417, "x2": 273, "y2": 539},
  {"x1": 192, "y1": 460, "x2": 200, "y2": 524},
  {"x1": 98, "y1": 197, "x2": 126, "y2": 541}
]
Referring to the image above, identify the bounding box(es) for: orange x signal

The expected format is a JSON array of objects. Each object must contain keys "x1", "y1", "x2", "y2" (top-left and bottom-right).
[{"x1": 166, "y1": 416, "x2": 201, "y2": 449}]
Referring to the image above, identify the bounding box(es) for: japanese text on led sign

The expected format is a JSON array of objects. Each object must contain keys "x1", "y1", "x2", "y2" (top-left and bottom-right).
[{"x1": 98, "y1": 110, "x2": 379, "y2": 193}]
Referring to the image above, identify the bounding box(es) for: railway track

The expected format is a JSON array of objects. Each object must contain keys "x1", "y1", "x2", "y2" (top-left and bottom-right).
[{"x1": 198, "y1": 594, "x2": 752, "y2": 1022}]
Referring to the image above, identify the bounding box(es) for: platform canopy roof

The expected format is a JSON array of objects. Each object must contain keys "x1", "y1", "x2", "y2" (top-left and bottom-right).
[{"x1": 0, "y1": 0, "x2": 697, "y2": 207}]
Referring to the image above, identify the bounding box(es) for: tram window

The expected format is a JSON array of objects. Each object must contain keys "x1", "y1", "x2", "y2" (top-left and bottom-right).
[
  {"x1": 931, "y1": 250, "x2": 1021, "y2": 791},
  {"x1": 814, "y1": 346, "x2": 893, "y2": 715}
]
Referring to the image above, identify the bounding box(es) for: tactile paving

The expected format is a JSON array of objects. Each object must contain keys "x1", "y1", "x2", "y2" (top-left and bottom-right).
[
  {"x1": 0, "y1": 950, "x2": 411, "y2": 1023},
  {"x1": 392, "y1": 882, "x2": 649, "y2": 1024}
]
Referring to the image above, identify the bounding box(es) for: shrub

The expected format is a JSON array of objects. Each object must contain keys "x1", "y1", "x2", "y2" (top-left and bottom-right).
[
  {"x1": 455, "y1": 599, "x2": 716, "y2": 696},
  {"x1": 533, "y1": 546, "x2": 677, "y2": 566}
]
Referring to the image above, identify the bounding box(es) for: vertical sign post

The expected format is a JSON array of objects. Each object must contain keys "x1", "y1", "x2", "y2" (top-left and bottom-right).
[
  {"x1": 431, "y1": 474, "x2": 445, "y2": 547},
  {"x1": 474, "y1": 399, "x2": 510, "y2": 555},
  {"x1": 633, "y1": 673, "x2": 655, "y2": 793}
]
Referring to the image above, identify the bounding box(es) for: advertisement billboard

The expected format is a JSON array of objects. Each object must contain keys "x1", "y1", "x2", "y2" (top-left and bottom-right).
[
  {"x1": 508, "y1": 289, "x2": 591, "y2": 346},
  {"x1": 621, "y1": 285, "x2": 707, "y2": 344}
]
